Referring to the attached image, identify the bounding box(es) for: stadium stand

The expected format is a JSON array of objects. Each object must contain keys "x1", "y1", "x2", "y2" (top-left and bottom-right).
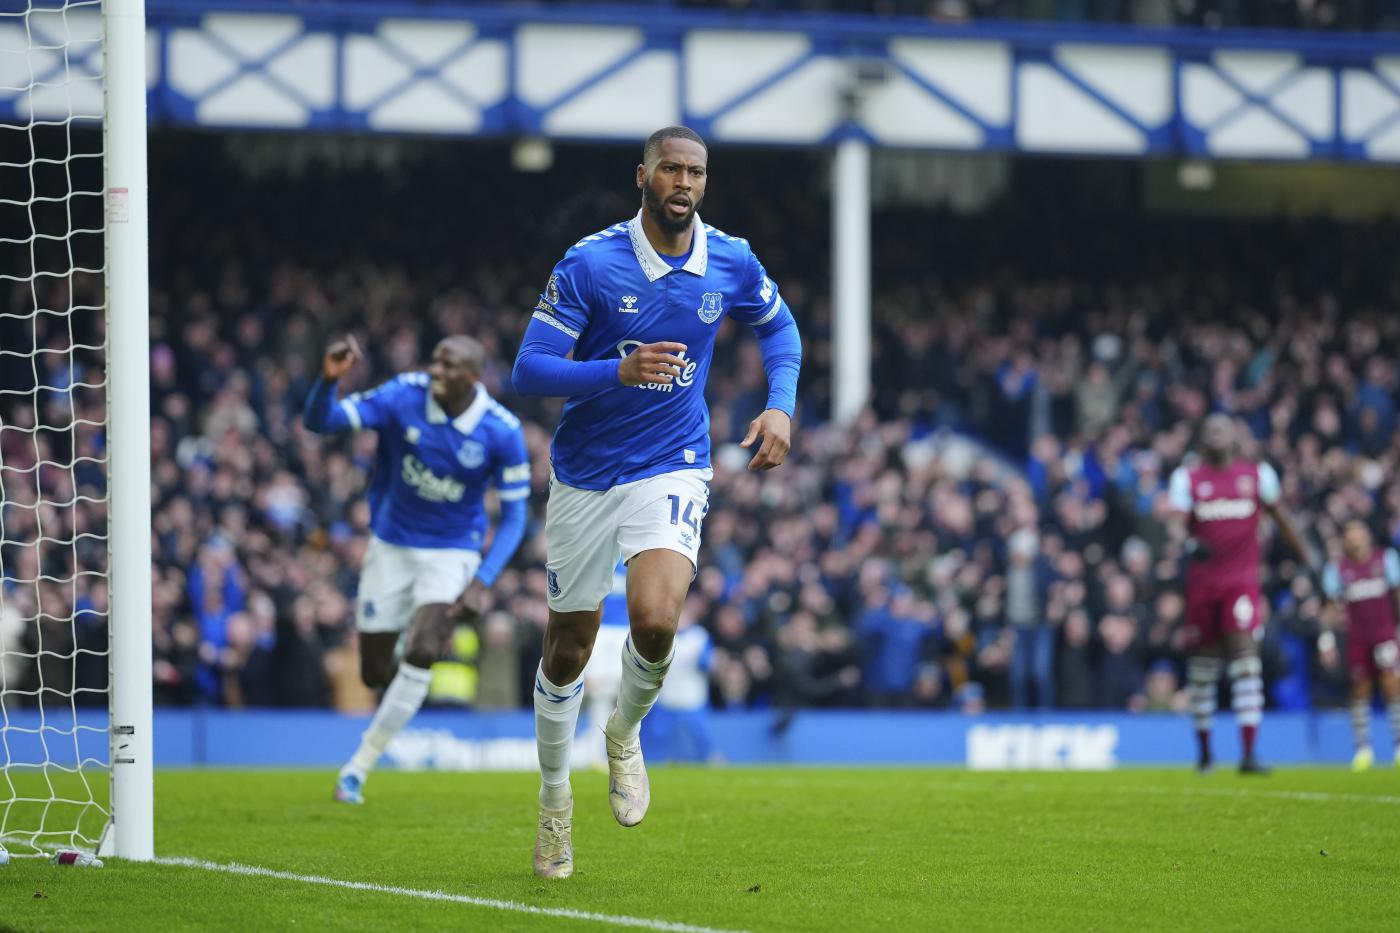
[{"x1": 2, "y1": 136, "x2": 1392, "y2": 716}]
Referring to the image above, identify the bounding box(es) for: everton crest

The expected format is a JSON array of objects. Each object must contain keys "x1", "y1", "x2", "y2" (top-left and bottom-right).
[
  {"x1": 697, "y1": 292, "x2": 724, "y2": 324},
  {"x1": 456, "y1": 440, "x2": 486, "y2": 469}
]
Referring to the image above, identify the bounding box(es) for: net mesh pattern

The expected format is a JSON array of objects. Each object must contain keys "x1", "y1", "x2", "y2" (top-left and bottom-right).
[{"x1": 0, "y1": 0, "x2": 110, "y2": 858}]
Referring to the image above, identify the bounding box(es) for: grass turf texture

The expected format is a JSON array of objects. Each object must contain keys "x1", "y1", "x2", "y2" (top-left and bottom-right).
[{"x1": 2, "y1": 768, "x2": 1398, "y2": 932}]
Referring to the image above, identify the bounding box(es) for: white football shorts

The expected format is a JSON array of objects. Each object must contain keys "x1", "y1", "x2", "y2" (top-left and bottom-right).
[
  {"x1": 355, "y1": 535, "x2": 482, "y2": 634},
  {"x1": 544, "y1": 467, "x2": 711, "y2": 613}
]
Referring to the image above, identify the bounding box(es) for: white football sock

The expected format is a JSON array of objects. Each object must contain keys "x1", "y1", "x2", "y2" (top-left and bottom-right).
[
  {"x1": 344, "y1": 662, "x2": 433, "y2": 779},
  {"x1": 607, "y1": 635, "x2": 672, "y2": 742},
  {"x1": 534, "y1": 664, "x2": 584, "y2": 806},
  {"x1": 1228, "y1": 656, "x2": 1264, "y2": 729},
  {"x1": 1187, "y1": 656, "x2": 1220, "y2": 734}
]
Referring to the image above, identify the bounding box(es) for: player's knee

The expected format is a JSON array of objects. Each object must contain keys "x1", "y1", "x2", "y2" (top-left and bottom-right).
[
  {"x1": 544, "y1": 626, "x2": 597, "y2": 683},
  {"x1": 544, "y1": 637, "x2": 591, "y2": 682},
  {"x1": 629, "y1": 605, "x2": 679, "y2": 659},
  {"x1": 401, "y1": 640, "x2": 441, "y2": 671},
  {"x1": 361, "y1": 656, "x2": 394, "y2": 689}
]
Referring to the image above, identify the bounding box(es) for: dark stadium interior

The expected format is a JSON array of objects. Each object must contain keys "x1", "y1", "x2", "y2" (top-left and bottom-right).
[{"x1": 6, "y1": 130, "x2": 1398, "y2": 715}]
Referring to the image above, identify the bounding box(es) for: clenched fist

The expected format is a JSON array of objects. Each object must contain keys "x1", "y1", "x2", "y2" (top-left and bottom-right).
[
  {"x1": 618, "y1": 341, "x2": 687, "y2": 387},
  {"x1": 322, "y1": 335, "x2": 363, "y2": 382}
]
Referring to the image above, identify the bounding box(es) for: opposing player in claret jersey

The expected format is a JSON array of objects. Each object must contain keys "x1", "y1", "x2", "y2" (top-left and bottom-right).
[
  {"x1": 511, "y1": 126, "x2": 801, "y2": 879},
  {"x1": 303, "y1": 335, "x2": 531, "y2": 803},
  {"x1": 1168, "y1": 414, "x2": 1315, "y2": 774},
  {"x1": 1321, "y1": 520, "x2": 1400, "y2": 771}
]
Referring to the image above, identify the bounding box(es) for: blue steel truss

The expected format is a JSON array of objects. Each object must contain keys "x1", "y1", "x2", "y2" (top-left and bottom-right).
[{"x1": 1, "y1": 0, "x2": 1399, "y2": 161}]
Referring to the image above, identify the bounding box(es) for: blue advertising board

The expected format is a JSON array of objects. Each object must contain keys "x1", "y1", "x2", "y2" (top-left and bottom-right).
[{"x1": 0, "y1": 707, "x2": 1381, "y2": 770}]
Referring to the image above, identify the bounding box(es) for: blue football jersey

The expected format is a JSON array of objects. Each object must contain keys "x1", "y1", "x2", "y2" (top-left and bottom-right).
[
  {"x1": 531, "y1": 211, "x2": 786, "y2": 490},
  {"x1": 338, "y1": 375, "x2": 530, "y2": 550}
]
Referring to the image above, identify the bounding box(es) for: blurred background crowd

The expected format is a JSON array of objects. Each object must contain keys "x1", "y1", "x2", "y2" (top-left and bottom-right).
[{"x1": 2, "y1": 134, "x2": 1397, "y2": 718}]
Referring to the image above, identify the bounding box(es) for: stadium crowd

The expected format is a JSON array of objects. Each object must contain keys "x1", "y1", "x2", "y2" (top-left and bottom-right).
[{"x1": 2, "y1": 140, "x2": 1396, "y2": 718}]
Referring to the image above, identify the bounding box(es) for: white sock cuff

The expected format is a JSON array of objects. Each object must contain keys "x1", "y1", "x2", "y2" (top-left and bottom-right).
[
  {"x1": 1227, "y1": 656, "x2": 1262, "y2": 679},
  {"x1": 624, "y1": 635, "x2": 673, "y2": 674},
  {"x1": 534, "y1": 664, "x2": 585, "y2": 719},
  {"x1": 535, "y1": 665, "x2": 584, "y2": 696},
  {"x1": 396, "y1": 662, "x2": 434, "y2": 687}
]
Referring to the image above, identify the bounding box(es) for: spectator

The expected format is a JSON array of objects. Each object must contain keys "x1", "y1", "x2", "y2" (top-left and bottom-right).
[
  {"x1": 775, "y1": 612, "x2": 860, "y2": 710},
  {"x1": 1096, "y1": 614, "x2": 1145, "y2": 711},
  {"x1": 1005, "y1": 528, "x2": 1056, "y2": 710},
  {"x1": 1056, "y1": 609, "x2": 1095, "y2": 709},
  {"x1": 857, "y1": 586, "x2": 936, "y2": 706}
]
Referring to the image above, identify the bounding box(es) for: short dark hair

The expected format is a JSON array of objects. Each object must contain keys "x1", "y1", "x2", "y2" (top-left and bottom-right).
[{"x1": 642, "y1": 126, "x2": 707, "y2": 166}]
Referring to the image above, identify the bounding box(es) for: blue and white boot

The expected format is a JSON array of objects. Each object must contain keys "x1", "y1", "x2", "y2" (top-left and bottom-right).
[{"x1": 334, "y1": 771, "x2": 364, "y2": 805}]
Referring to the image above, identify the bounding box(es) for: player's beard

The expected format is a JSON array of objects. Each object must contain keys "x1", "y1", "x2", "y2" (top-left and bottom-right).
[{"x1": 642, "y1": 181, "x2": 701, "y2": 237}]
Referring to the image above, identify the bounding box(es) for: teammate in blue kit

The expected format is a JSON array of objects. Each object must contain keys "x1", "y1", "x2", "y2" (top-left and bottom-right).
[
  {"x1": 512, "y1": 126, "x2": 802, "y2": 878},
  {"x1": 303, "y1": 334, "x2": 531, "y2": 804}
]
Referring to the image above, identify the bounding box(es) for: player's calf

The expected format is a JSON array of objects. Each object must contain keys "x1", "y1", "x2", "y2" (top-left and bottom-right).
[{"x1": 337, "y1": 660, "x2": 435, "y2": 802}]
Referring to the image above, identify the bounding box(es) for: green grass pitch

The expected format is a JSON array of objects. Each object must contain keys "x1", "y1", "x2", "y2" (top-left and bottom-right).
[{"x1": 2, "y1": 767, "x2": 1398, "y2": 931}]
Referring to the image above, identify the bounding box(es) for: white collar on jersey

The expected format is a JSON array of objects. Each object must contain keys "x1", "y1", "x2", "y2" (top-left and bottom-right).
[
  {"x1": 627, "y1": 209, "x2": 708, "y2": 282},
  {"x1": 426, "y1": 382, "x2": 490, "y2": 434}
]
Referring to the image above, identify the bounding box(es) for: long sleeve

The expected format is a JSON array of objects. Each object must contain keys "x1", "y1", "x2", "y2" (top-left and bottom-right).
[
  {"x1": 511, "y1": 315, "x2": 620, "y2": 397},
  {"x1": 751, "y1": 304, "x2": 802, "y2": 417},
  {"x1": 476, "y1": 497, "x2": 528, "y2": 588},
  {"x1": 302, "y1": 376, "x2": 355, "y2": 434}
]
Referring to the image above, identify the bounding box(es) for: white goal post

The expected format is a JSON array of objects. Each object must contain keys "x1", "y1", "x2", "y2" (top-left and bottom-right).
[
  {"x1": 101, "y1": 0, "x2": 152, "y2": 861},
  {"x1": 0, "y1": 0, "x2": 151, "y2": 861}
]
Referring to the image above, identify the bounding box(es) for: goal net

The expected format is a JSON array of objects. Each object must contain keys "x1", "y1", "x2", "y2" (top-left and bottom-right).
[{"x1": 0, "y1": 0, "x2": 150, "y2": 861}]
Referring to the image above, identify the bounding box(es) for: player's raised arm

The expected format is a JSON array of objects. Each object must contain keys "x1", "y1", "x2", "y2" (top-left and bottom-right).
[
  {"x1": 731, "y1": 253, "x2": 801, "y2": 472},
  {"x1": 323, "y1": 335, "x2": 361, "y2": 381},
  {"x1": 303, "y1": 336, "x2": 411, "y2": 435},
  {"x1": 302, "y1": 336, "x2": 362, "y2": 433}
]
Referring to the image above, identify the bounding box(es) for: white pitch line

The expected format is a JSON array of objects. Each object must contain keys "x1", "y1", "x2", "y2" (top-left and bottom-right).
[{"x1": 154, "y1": 856, "x2": 749, "y2": 933}]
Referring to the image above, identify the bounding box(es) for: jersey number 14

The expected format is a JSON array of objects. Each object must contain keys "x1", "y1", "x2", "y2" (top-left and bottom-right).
[{"x1": 667, "y1": 494, "x2": 705, "y2": 534}]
